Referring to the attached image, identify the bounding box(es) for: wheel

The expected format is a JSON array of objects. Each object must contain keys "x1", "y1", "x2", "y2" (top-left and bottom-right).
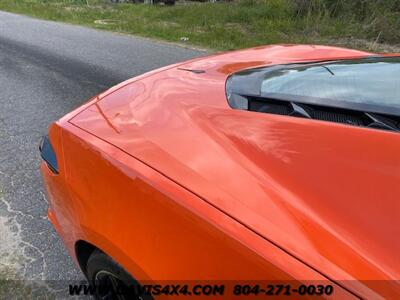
[
  {"x1": 86, "y1": 250, "x2": 151, "y2": 300},
  {"x1": 164, "y1": 0, "x2": 175, "y2": 5}
]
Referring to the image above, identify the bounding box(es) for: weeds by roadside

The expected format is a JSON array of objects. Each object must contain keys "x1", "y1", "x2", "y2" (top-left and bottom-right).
[
  {"x1": 0, "y1": 272, "x2": 34, "y2": 299},
  {"x1": 0, "y1": 214, "x2": 53, "y2": 299},
  {"x1": 0, "y1": 1, "x2": 399, "y2": 51},
  {"x1": 1, "y1": 0, "x2": 400, "y2": 52},
  {"x1": 0, "y1": 209, "x2": 32, "y2": 298}
]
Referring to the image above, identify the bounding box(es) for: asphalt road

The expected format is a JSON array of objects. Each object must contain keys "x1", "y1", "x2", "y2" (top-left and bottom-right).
[{"x1": 0, "y1": 10, "x2": 204, "y2": 295}]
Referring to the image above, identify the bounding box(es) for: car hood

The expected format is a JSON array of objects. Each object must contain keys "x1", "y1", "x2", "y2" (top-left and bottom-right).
[{"x1": 70, "y1": 45, "x2": 400, "y2": 298}]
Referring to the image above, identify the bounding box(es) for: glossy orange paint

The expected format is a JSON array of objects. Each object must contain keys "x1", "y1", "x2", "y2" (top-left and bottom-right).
[{"x1": 41, "y1": 45, "x2": 400, "y2": 299}]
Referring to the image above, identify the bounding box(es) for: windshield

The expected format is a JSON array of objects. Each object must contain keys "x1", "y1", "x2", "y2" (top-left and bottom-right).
[{"x1": 227, "y1": 57, "x2": 400, "y2": 116}]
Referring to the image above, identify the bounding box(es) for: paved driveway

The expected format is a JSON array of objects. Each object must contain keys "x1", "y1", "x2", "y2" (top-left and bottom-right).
[{"x1": 0, "y1": 10, "x2": 204, "y2": 294}]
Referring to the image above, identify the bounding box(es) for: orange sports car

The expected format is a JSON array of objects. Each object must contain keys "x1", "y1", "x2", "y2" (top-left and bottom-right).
[{"x1": 40, "y1": 45, "x2": 400, "y2": 299}]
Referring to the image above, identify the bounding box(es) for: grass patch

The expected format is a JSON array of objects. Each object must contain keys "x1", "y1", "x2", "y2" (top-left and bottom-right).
[
  {"x1": 0, "y1": 274, "x2": 56, "y2": 299},
  {"x1": 0, "y1": 274, "x2": 34, "y2": 299},
  {"x1": 0, "y1": 194, "x2": 52, "y2": 298},
  {"x1": 0, "y1": 0, "x2": 399, "y2": 51}
]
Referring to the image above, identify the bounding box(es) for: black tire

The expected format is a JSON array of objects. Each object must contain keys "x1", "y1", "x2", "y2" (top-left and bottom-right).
[
  {"x1": 86, "y1": 250, "x2": 152, "y2": 300},
  {"x1": 164, "y1": 0, "x2": 175, "y2": 5}
]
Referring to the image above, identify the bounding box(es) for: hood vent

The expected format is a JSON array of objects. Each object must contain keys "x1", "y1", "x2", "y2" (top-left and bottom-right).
[{"x1": 247, "y1": 96, "x2": 400, "y2": 133}]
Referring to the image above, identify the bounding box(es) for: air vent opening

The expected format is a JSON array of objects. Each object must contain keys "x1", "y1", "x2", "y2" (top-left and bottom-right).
[{"x1": 246, "y1": 96, "x2": 400, "y2": 132}]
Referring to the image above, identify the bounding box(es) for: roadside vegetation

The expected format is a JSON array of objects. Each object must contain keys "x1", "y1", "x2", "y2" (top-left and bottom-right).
[
  {"x1": 0, "y1": 0, "x2": 399, "y2": 51},
  {"x1": 0, "y1": 212, "x2": 50, "y2": 299},
  {"x1": 0, "y1": 203, "x2": 31, "y2": 298},
  {"x1": 0, "y1": 273, "x2": 34, "y2": 299}
]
